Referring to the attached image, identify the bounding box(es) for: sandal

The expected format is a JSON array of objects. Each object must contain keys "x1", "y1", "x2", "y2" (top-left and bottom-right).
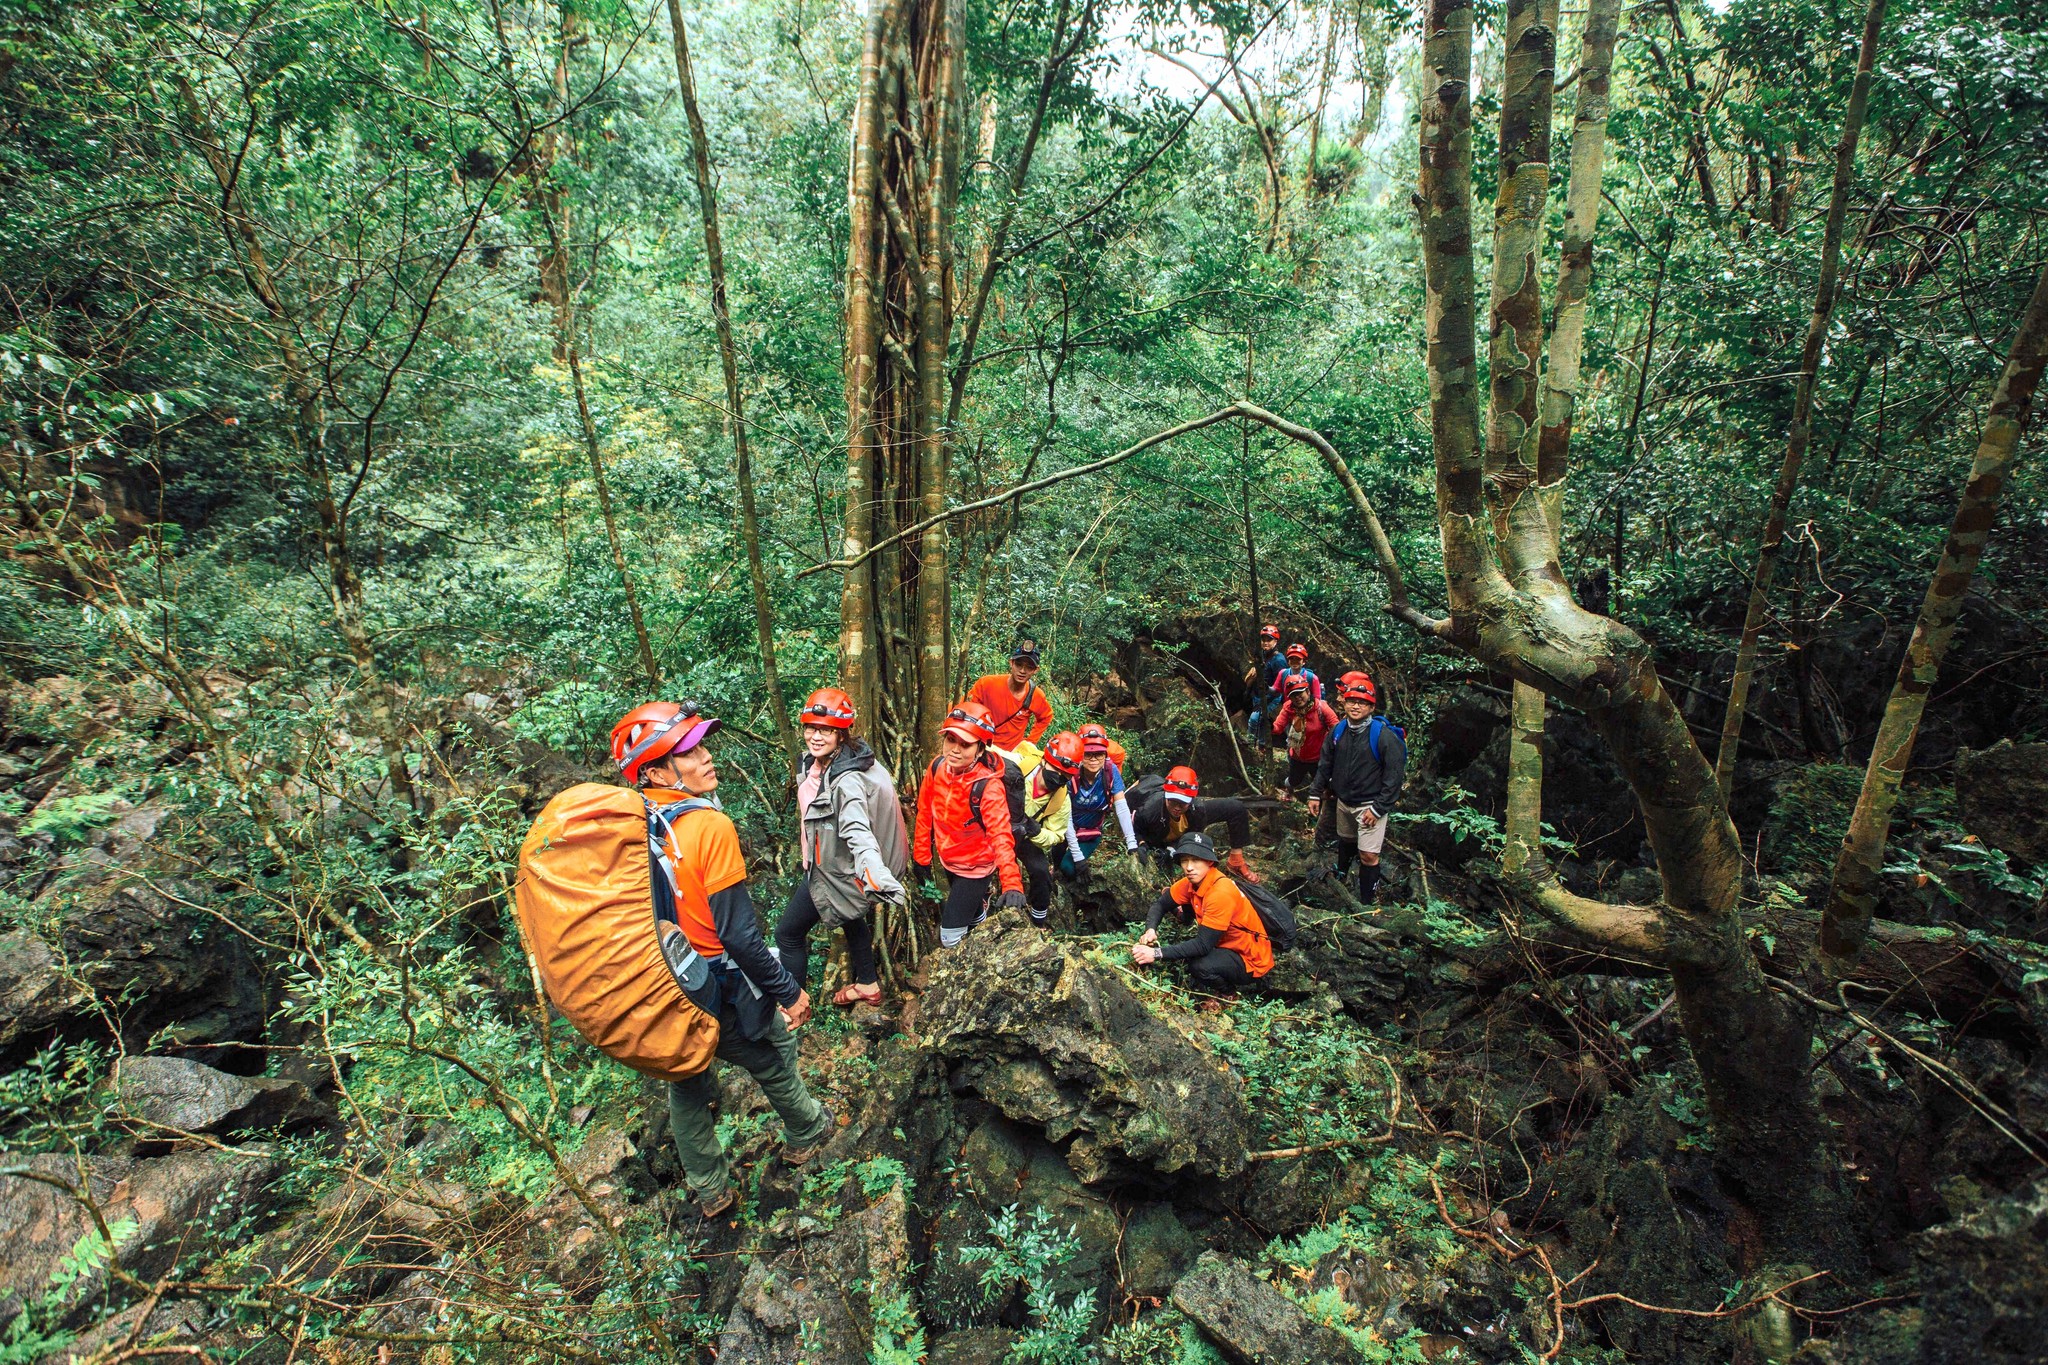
[{"x1": 832, "y1": 982, "x2": 883, "y2": 1008}]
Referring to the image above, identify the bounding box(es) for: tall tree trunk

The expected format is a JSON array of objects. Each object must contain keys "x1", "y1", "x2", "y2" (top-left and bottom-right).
[
  {"x1": 1505, "y1": 0, "x2": 1622, "y2": 871},
  {"x1": 1417, "y1": 0, "x2": 1841, "y2": 1258},
  {"x1": 1713, "y1": 0, "x2": 1888, "y2": 800},
  {"x1": 173, "y1": 75, "x2": 419, "y2": 812},
  {"x1": 668, "y1": 0, "x2": 796, "y2": 760},
  {"x1": 841, "y1": 1, "x2": 888, "y2": 730},
  {"x1": 842, "y1": 0, "x2": 964, "y2": 764},
  {"x1": 1820, "y1": 263, "x2": 2048, "y2": 963},
  {"x1": 568, "y1": 341, "x2": 660, "y2": 687},
  {"x1": 1485, "y1": 0, "x2": 1556, "y2": 869}
]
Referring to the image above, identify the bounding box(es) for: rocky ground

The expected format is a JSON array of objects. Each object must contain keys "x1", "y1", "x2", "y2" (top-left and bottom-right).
[{"x1": 3, "y1": 668, "x2": 2047, "y2": 1363}]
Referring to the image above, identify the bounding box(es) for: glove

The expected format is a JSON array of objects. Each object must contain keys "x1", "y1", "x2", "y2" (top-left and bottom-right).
[
  {"x1": 910, "y1": 862, "x2": 930, "y2": 891},
  {"x1": 1071, "y1": 859, "x2": 1091, "y2": 888},
  {"x1": 1021, "y1": 816, "x2": 1043, "y2": 840},
  {"x1": 998, "y1": 890, "x2": 1029, "y2": 912}
]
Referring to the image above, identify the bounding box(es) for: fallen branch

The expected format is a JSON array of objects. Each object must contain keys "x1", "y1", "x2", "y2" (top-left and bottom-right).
[
  {"x1": 1247, "y1": 1062, "x2": 1404, "y2": 1162},
  {"x1": 799, "y1": 400, "x2": 1442, "y2": 631}
]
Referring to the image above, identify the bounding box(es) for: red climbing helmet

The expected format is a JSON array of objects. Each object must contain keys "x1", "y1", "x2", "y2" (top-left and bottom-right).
[
  {"x1": 941, "y1": 700, "x2": 997, "y2": 745},
  {"x1": 798, "y1": 687, "x2": 858, "y2": 730},
  {"x1": 1078, "y1": 723, "x2": 1111, "y2": 754},
  {"x1": 1259, "y1": 624, "x2": 1279, "y2": 643},
  {"x1": 611, "y1": 702, "x2": 719, "y2": 785},
  {"x1": 1164, "y1": 765, "x2": 1199, "y2": 802},
  {"x1": 1041, "y1": 731, "x2": 1085, "y2": 778},
  {"x1": 1285, "y1": 642, "x2": 1308, "y2": 662},
  {"x1": 1338, "y1": 671, "x2": 1378, "y2": 705}
]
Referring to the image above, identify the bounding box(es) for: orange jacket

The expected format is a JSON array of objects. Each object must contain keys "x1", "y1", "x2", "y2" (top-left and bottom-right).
[
  {"x1": 968, "y1": 674, "x2": 1053, "y2": 750},
  {"x1": 913, "y1": 752, "x2": 1024, "y2": 894},
  {"x1": 1169, "y1": 872, "x2": 1275, "y2": 977}
]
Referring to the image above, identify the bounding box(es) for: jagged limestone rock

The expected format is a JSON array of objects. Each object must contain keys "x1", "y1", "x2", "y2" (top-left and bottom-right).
[
  {"x1": 922, "y1": 1116, "x2": 1121, "y2": 1331},
  {"x1": 1121, "y1": 1201, "x2": 1202, "y2": 1301},
  {"x1": 916, "y1": 910, "x2": 1252, "y2": 1185},
  {"x1": 1912, "y1": 1174, "x2": 2048, "y2": 1363},
  {"x1": 0, "y1": 1145, "x2": 277, "y2": 1330},
  {"x1": 1171, "y1": 1250, "x2": 1364, "y2": 1364},
  {"x1": 113, "y1": 1055, "x2": 330, "y2": 1136},
  {"x1": 715, "y1": 1184, "x2": 916, "y2": 1364}
]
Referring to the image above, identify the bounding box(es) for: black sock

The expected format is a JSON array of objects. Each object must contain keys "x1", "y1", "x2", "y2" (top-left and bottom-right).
[
  {"x1": 1336, "y1": 847, "x2": 1356, "y2": 875},
  {"x1": 1358, "y1": 863, "x2": 1381, "y2": 900}
]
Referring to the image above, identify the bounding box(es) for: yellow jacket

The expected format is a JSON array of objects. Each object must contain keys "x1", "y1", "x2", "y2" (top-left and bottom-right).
[{"x1": 996, "y1": 742, "x2": 1071, "y2": 852}]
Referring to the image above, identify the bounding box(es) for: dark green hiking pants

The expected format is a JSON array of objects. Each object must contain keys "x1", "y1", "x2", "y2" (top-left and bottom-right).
[{"x1": 666, "y1": 1006, "x2": 828, "y2": 1204}]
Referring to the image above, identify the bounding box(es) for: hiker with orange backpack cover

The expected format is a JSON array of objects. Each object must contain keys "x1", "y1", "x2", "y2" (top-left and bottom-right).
[
  {"x1": 1130, "y1": 831, "x2": 1274, "y2": 997},
  {"x1": 774, "y1": 688, "x2": 906, "y2": 1011},
  {"x1": 609, "y1": 703, "x2": 832, "y2": 1220},
  {"x1": 1307, "y1": 672, "x2": 1407, "y2": 902},
  {"x1": 912, "y1": 700, "x2": 1029, "y2": 947},
  {"x1": 966, "y1": 637, "x2": 1054, "y2": 750}
]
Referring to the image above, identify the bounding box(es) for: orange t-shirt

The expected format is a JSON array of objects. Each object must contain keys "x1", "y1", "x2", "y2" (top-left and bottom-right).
[
  {"x1": 1170, "y1": 872, "x2": 1274, "y2": 977},
  {"x1": 644, "y1": 790, "x2": 747, "y2": 958},
  {"x1": 968, "y1": 674, "x2": 1053, "y2": 750}
]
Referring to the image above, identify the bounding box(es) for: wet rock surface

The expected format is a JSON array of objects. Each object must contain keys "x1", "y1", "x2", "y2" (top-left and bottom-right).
[
  {"x1": 715, "y1": 1184, "x2": 916, "y2": 1364},
  {"x1": 1956, "y1": 740, "x2": 2048, "y2": 865},
  {"x1": 916, "y1": 910, "x2": 1253, "y2": 1185},
  {"x1": 1172, "y1": 1250, "x2": 1364, "y2": 1364},
  {"x1": 1910, "y1": 1174, "x2": 2048, "y2": 1363},
  {"x1": 0, "y1": 1145, "x2": 277, "y2": 1328},
  {"x1": 113, "y1": 1055, "x2": 330, "y2": 1136}
]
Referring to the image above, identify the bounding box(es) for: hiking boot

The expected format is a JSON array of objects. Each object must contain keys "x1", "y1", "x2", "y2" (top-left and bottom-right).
[
  {"x1": 783, "y1": 1110, "x2": 834, "y2": 1167},
  {"x1": 697, "y1": 1186, "x2": 737, "y2": 1220}
]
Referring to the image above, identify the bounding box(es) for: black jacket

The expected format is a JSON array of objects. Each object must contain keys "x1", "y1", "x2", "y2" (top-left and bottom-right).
[
  {"x1": 1133, "y1": 792, "x2": 1252, "y2": 851},
  {"x1": 1310, "y1": 716, "x2": 1406, "y2": 815}
]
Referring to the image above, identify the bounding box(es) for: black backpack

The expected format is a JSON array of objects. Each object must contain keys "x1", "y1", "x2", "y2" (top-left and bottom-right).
[
  {"x1": 1227, "y1": 874, "x2": 1299, "y2": 954},
  {"x1": 1128, "y1": 772, "x2": 1167, "y2": 805},
  {"x1": 937, "y1": 755, "x2": 1028, "y2": 834}
]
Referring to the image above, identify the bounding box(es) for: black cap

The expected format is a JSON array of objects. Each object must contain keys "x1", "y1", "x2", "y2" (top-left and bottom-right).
[
  {"x1": 1171, "y1": 831, "x2": 1219, "y2": 863},
  {"x1": 1011, "y1": 636, "x2": 1042, "y2": 664}
]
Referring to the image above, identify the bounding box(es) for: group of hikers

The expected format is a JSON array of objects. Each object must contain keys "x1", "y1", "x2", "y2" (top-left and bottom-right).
[{"x1": 586, "y1": 628, "x2": 1405, "y2": 1217}]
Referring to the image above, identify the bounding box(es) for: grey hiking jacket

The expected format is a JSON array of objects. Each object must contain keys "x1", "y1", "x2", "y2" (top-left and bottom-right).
[{"x1": 797, "y1": 739, "x2": 909, "y2": 927}]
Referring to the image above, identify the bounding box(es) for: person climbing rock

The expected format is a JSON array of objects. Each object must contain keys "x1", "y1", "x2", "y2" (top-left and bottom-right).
[
  {"x1": 1130, "y1": 831, "x2": 1273, "y2": 998},
  {"x1": 1244, "y1": 624, "x2": 1286, "y2": 748},
  {"x1": 1270, "y1": 642, "x2": 1322, "y2": 705},
  {"x1": 1010, "y1": 730, "x2": 1083, "y2": 927},
  {"x1": 610, "y1": 702, "x2": 831, "y2": 1220},
  {"x1": 966, "y1": 636, "x2": 1054, "y2": 750},
  {"x1": 1271, "y1": 680, "x2": 1339, "y2": 800},
  {"x1": 1061, "y1": 722, "x2": 1139, "y2": 882},
  {"x1": 1307, "y1": 672, "x2": 1407, "y2": 902},
  {"x1": 912, "y1": 699, "x2": 1029, "y2": 947},
  {"x1": 774, "y1": 687, "x2": 906, "y2": 1012},
  {"x1": 1132, "y1": 765, "x2": 1256, "y2": 880}
]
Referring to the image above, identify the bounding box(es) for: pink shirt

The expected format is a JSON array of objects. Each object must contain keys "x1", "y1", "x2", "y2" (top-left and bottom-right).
[{"x1": 796, "y1": 766, "x2": 824, "y2": 866}]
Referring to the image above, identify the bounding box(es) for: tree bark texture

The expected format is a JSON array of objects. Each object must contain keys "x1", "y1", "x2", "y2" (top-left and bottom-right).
[
  {"x1": 1820, "y1": 262, "x2": 2048, "y2": 964},
  {"x1": 1416, "y1": 0, "x2": 1839, "y2": 1255},
  {"x1": 1504, "y1": 0, "x2": 1621, "y2": 882},
  {"x1": 568, "y1": 341, "x2": 660, "y2": 687},
  {"x1": 668, "y1": 0, "x2": 796, "y2": 761},
  {"x1": 1713, "y1": 0, "x2": 1889, "y2": 800},
  {"x1": 842, "y1": 0, "x2": 964, "y2": 765}
]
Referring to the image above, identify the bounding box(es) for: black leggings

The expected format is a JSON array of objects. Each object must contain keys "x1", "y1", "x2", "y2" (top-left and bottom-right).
[
  {"x1": 1283, "y1": 757, "x2": 1318, "y2": 792},
  {"x1": 775, "y1": 876, "x2": 877, "y2": 989},
  {"x1": 1187, "y1": 947, "x2": 1255, "y2": 994},
  {"x1": 1017, "y1": 844, "x2": 1053, "y2": 921},
  {"x1": 939, "y1": 871, "x2": 992, "y2": 947}
]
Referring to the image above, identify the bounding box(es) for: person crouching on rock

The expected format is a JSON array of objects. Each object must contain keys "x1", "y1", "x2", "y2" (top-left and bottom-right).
[
  {"x1": 1062, "y1": 722, "x2": 1140, "y2": 883},
  {"x1": 1132, "y1": 765, "x2": 1256, "y2": 882},
  {"x1": 1130, "y1": 832, "x2": 1274, "y2": 1000},
  {"x1": 1014, "y1": 730, "x2": 1085, "y2": 929},
  {"x1": 775, "y1": 687, "x2": 907, "y2": 1011},
  {"x1": 912, "y1": 699, "x2": 1028, "y2": 947},
  {"x1": 611, "y1": 702, "x2": 832, "y2": 1220},
  {"x1": 1306, "y1": 671, "x2": 1406, "y2": 902}
]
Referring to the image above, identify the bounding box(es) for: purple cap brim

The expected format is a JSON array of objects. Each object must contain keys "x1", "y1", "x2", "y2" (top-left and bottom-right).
[{"x1": 673, "y1": 716, "x2": 721, "y2": 753}]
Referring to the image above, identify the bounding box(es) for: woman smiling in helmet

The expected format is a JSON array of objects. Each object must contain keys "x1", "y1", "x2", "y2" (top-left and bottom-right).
[
  {"x1": 912, "y1": 699, "x2": 1028, "y2": 947},
  {"x1": 774, "y1": 687, "x2": 907, "y2": 1010}
]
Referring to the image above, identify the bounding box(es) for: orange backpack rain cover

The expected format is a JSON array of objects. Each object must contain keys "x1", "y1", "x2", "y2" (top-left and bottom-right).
[{"x1": 516, "y1": 783, "x2": 719, "y2": 1080}]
